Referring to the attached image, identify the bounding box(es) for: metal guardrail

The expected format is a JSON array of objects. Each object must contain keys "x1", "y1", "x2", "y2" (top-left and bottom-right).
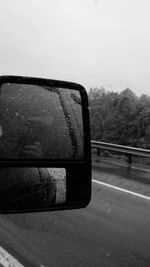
[{"x1": 91, "y1": 140, "x2": 150, "y2": 165}]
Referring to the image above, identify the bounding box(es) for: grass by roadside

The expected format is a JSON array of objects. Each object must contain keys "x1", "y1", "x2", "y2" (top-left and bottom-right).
[
  {"x1": 92, "y1": 154, "x2": 150, "y2": 197},
  {"x1": 92, "y1": 149, "x2": 150, "y2": 167}
]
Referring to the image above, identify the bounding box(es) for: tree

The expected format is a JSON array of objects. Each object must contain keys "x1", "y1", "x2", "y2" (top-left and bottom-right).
[{"x1": 88, "y1": 87, "x2": 150, "y2": 148}]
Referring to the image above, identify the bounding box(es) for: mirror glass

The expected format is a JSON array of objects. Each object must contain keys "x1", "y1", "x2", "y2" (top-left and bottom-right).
[
  {"x1": 0, "y1": 167, "x2": 66, "y2": 211},
  {"x1": 0, "y1": 83, "x2": 84, "y2": 160}
]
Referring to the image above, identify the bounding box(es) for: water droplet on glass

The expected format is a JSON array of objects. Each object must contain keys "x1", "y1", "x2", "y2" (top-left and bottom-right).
[
  {"x1": 105, "y1": 252, "x2": 110, "y2": 257},
  {"x1": 0, "y1": 125, "x2": 3, "y2": 138}
]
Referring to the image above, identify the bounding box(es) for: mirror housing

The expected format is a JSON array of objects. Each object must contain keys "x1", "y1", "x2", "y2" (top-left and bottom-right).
[{"x1": 0, "y1": 76, "x2": 91, "y2": 213}]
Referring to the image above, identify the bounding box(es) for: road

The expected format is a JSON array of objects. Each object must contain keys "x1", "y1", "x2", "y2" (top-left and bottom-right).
[{"x1": 0, "y1": 167, "x2": 150, "y2": 267}]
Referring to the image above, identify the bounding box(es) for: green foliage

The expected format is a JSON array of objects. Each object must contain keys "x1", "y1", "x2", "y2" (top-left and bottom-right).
[{"x1": 89, "y1": 87, "x2": 150, "y2": 149}]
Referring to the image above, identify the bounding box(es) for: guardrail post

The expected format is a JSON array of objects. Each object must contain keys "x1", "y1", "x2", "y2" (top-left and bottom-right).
[
  {"x1": 97, "y1": 148, "x2": 101, "y2": 162},
  {"x1": 127, "y1": 154, "x2": 132, "y2": 172}
]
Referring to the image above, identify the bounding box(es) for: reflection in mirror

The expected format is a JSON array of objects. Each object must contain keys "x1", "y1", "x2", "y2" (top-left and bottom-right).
[
  {"x1": 0, "y1": 83, "x2": 84, "y2": 160},
  {"x1": 48, "y1": 168, "x2": 66, "y2": 204},
  {"x1": 0, "y1": 168, "x2": 66, "y2": 211}
]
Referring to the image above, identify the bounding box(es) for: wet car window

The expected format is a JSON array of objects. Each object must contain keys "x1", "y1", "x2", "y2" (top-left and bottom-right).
[{"x1": 0, "y1": 83, "x2": 84, "y2": 160}]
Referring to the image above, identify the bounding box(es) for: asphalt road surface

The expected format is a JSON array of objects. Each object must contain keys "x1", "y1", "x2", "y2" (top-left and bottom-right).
[{"x1": 0, "y1": 167, "x2": 150, "y2": 267}]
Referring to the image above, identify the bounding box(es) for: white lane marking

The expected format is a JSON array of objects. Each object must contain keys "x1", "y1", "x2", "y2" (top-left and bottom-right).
[
  {"x1": 92, "y1": 179, "x2": 150, "y2": 201},
  {"x1": 0, "y1": 246, "x2": 24, "y2": 267}
]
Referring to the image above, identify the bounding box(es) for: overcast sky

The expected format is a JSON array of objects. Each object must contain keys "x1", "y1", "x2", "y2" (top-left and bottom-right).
[{"x1": 0, "y1": 0, "x2": 150, "y2": 96}]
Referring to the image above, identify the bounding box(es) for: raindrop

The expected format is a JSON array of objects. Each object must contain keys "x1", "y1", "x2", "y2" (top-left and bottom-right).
[
  {"x1": 105, "y1": 252, "x2": 110, "y2": 257},
  {"x1": 0, "y1": 125, "x2": 3, "y2": 138}
]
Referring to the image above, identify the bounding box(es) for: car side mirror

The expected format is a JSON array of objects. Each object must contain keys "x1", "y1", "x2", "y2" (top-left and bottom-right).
[{"x1": 0, "y1": 76, "x2": 91, "y2": 213}]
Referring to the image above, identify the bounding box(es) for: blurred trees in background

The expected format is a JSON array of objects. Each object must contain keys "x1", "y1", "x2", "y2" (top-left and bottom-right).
[{"x1": 89, "y1": 87, "x2": 150, "y2": 149}]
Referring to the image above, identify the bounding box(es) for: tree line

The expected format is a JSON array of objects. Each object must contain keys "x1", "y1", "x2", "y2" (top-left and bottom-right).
[{"x1": 88, "y1": 87, "x2": 150, "y2": 149}]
